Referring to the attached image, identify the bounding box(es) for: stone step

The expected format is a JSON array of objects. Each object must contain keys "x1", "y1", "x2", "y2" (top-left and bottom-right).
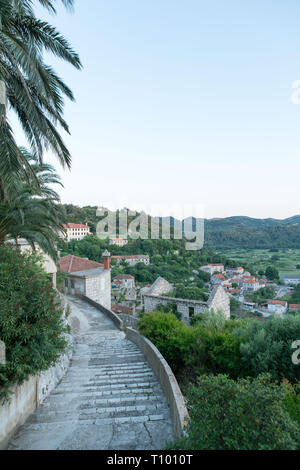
[
  {"x1": 19, "y1": 414, "x2": 169, "y2": 431},
  {"x1": 28, "y1": 406, "x2": 169, "y2": 424},
  {"x1": 60, "y1": 371, "x2": 155, "y2": 385},
  {"x1": 52, "y1": 381, "x2": 157, "y2": 394},
  {"x1": 50, "y1": 385, "x2": 162, "y2": 400},
  {"x1": 66, "y1": 362, "x2": 151, "y2": 372}
]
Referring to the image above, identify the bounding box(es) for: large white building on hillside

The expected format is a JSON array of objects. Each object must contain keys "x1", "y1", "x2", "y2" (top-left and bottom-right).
[{"x1": 62, "y1": 223, "x2": 91, "y2": 241}]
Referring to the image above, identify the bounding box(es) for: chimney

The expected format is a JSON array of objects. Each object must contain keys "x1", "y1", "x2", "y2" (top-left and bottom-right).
[{"x1": 102, "y1": 249, "x2": 110, "y2": 270}]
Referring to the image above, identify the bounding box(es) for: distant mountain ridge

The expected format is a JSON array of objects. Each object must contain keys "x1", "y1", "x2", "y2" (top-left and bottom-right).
[{"x1": 62, "y1": 204, "x2": 300, "y2": 249}]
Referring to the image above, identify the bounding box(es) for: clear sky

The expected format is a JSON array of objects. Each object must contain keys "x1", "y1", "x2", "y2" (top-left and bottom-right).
[{"x1": 11, "y1": 0, "x2": 300, "y2": 219}]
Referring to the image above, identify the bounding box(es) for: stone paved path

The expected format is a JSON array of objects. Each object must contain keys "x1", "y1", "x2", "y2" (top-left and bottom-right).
[{"x1": 8, "y1": 297, "x2": 174, "y2": 450}]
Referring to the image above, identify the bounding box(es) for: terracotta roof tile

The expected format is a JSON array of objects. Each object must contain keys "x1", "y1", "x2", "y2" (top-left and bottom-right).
[{"x1": 59, "y1": 254, "x2": 103, "y2": 273}]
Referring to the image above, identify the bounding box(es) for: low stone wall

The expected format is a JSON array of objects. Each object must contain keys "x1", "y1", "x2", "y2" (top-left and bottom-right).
[
  {"x1": 117, "y1": 314, "x2": 139, "y2": 330},
  {"x1": 80, "y1": 295, "x2": 123, "y2": 330},
  {"x1": 0, "y1": 377, "x2": 37, "y2": 450},
  {"x1": 0, "y1": 298, "x2": 73, "y2": 450},
  {"x1": 125, "y1": 327, "x2": 189, "y2": 439}
]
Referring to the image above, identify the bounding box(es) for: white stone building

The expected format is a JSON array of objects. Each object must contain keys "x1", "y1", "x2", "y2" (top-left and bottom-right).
[
  {"x1": 283, "y1": 275, "x2": 300, "y2": 286},
  {"x1": 62, "y1": 223, "x2": 91, "y2": 241},
  {"x1": 267, "y1": 299, "x2": 288, "y2": 316},
  {"x1": 111, "y1": 254, "x2": 150, "y2": 266},
  {"x1": 200, "y1": 264, "x2": 224, "y2": 275},
  {"x1": 109, "y1": 238, "x2": 128, "y2": 247},
  {"x1": 113, "y1": 274, "x2": 135, "y2": 289},
  {"x1": 59, "y1": 253, "x2": 111, "y2": 310}
]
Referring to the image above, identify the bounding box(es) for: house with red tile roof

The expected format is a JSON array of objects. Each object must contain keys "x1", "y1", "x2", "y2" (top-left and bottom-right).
[
  {"x1": 59, "y1": 254, "x2": 103, "y2": 273},
  {"x1": 59, "y1": 253, "x2": 111, "y2": 309},
  {"x1": 267, "y1": 299, "x2": 288, "y2": 315},
  {"x1": 289, "y1": 304, "x2": 300, "y2": 312},
  {"x1": 113, "y1": 274, "x2": 135, "y2": 289}
]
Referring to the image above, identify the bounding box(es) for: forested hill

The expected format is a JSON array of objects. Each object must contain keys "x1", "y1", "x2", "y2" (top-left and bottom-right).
[
  {"x1": 61, "y1": 205, "x2": 300, "y2": 249},
  {"x1": 203, "y1": 216, "x2": 300, "y2": 248}
]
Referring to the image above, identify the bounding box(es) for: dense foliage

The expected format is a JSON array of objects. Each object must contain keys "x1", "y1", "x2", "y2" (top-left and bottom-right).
[
  {"x1": 168, "y1": 374, "x2": 300, "y2": 450},
  {"x1": 0, "y1": 245, "x2": 69, "y2": 402},
  {"x1": 138, "y1": 312, "x2": 300, "y2": 383}
]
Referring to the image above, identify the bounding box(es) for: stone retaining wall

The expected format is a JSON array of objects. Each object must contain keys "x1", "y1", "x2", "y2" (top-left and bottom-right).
[
  {"x1": 125, "y1": 327, "x2": 189, "y2": 439},
  {"x1": 0, "y1": 298, "x2": 73, "y2": 450},
  {"x1": 117, "y1": 314, "x2": 139, "y2": 330}
]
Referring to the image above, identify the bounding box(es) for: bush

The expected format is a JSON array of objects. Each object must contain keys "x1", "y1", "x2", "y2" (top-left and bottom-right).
[
  {"x1": 138, "y1": 312, "x2": 192, "y2": 373},
  {"x1": 138, "y1": 311, "x2": 245, "y2": 379},
  {"x1": 0, "y1": 245, "x2": 69, "y2": 402},
  {"x1": 237, "y1": 316, "x2": 300, "y2": 383},
  {"x1": 168, "y1": 374, "x2": 300, "y2": 450}
]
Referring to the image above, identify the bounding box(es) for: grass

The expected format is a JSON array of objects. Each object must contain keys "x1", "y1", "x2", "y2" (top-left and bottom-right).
[{"x1": 216, "y1": 248, "x2": 300, "y2": 281}]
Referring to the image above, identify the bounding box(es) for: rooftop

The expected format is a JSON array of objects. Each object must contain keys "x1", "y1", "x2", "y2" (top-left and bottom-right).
[
  {"x1": 59, "y1": 254, "x2": 103, "y2": 273},
  {"x1": 70, "y1": 267, "x2": 105, "y2": 278},
  {"x1": 63, "y1": 223, "x2": 89, "y2": 229}
]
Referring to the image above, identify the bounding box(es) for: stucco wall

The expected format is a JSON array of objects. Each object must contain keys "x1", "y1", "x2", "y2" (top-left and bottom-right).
[{"x1": 0, "y1": 377, "x2": 37, "y2": 450}]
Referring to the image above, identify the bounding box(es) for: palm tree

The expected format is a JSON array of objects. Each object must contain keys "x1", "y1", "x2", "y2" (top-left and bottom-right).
[
  {"x1": 0, "y1": 147, "x2": 66, "y2": 260},
  {"x1": 0, "y1": 0, "x2": 81, "y2": 180}
]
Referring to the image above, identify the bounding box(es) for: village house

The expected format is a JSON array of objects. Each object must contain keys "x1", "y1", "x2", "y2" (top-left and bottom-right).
[
  {"x1": 289, "y1": 304, "x2": 300, "y2": 312},
  {"x1": 111, "y1": 254, "x2": 150, "y2": 266},
  {"x1": 226, "y1": 266, "x2": 244, "y2": 277},
  {"x1": 283, "y1": 275, "x2": 300, "y2": 286},
  {"x1": 242, "y1": 279, "x2": 261, "y2": 292},
  {"x1": 113, "y1": 274, "x2": 135, "y2": 289},
  {"x1": 62, "y1": 223, "x2": 91, "y2": 241},
  {"x1": 266, "y1": 299, "x2": 288, "y2": 316},
  {"x1": 200, "y1": 263, "x2": 224, "y2": 275},
  {"x1": 59, "y1": 251, "x2": 111, "y2": 309},
  {"x1": 109, "y1": 238, "x2": 128, "y2": 247},
  {"x1": 211, "y1": 273, "x2": 226, "y2": 285}
]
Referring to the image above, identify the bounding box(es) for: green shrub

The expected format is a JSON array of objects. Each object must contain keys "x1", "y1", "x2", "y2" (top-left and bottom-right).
[
  {"x1": 138, "y1": 312, "x2": 192, "y2": 373},
  {"x1": 168, "y1": 374, "x2": 300, "y2": 450},
  {"x1": 0, "y1": 245, "x2": 69, "y2": 402}
]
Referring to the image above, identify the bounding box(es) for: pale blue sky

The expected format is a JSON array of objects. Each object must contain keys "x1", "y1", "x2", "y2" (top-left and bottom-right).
[{"x1": 11, "y1": 0, "x2": 300, "y2": 219}]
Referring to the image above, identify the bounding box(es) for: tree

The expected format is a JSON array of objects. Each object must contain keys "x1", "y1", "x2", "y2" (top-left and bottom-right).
[
  {"x1": 0, "y1": 148, "x2": 65, "y2": 260},
  {"x1": 265, "y1": 266, "x2": 279, "y2": 281},
  {"x1": 168, "y1": 374, "x2": 300, "y2": 450},
  {"x1": 0, "y1": 244, "x2": 69, "y2": 402},
  {"x1": 0, "y1": 0, "x2": 81, "y2": 181}
]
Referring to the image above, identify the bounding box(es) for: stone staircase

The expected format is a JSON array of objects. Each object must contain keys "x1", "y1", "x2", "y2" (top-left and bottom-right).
[{"x1": 8, "y1": 298, "x2": 174, "y2": 450}]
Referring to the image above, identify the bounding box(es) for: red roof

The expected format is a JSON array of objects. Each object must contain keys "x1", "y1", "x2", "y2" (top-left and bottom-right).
[
  {"x1": 59, "y1": 254, "x2": 103, "y2": 273},
  {"x1": 63, "y1": 223, "x2": 89, "y2": 229},
  {"x1": 214, "y1": 274, "x2": 225, "y2": 280},
  {"x1": 113, "y1": 274, "x2": 134, "y2": 280},
  {"x1": 289, "y1": 304, "x2": 300, "y2": 310},
  {"x1": 268, "y1": 300, "x2": 287, "y2": 306}
]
